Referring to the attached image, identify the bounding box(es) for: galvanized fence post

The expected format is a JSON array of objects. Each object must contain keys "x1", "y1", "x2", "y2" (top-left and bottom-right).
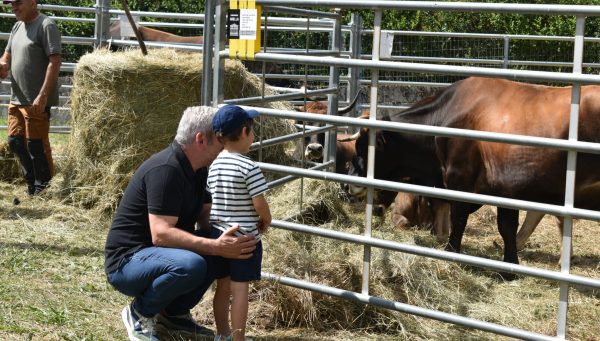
[{"x1": 94, "y1": 0, "x2": 110, "y2": 48}]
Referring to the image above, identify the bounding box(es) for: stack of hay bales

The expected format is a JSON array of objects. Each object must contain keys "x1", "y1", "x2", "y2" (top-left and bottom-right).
[
  {"x1": 57, "y1": 48, "x2": 295, "y2": 215},
  {"x1": 0, "y1": 141, "x2": 20, "y2": 182}
]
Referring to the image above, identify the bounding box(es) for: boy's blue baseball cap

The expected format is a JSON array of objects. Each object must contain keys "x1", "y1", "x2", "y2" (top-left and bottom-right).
[{"x1": 212, "y1": 105, "x2": 259, "y2": 137}]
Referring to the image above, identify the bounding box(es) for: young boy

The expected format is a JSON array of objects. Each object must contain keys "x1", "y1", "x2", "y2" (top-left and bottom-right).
[{"x1": 208, "y1": 105, "x2": 272, "y2": 341}]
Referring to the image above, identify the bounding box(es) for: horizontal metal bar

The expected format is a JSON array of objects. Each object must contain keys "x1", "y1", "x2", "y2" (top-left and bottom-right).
[
  {"x1": 250, "y1": 124, "x2": 335, "y2": 151},
  {"x1": 251, "y1": 74, "x2": 330, "y2": 82},
  {"x1": 227, "y1": 51, "x2": 600, "y2": 85},
  {"x1": 260, "y1": 47, "x2": 339, "y2": 56},
  {"x1": 62, "y1": 36, "x2": 96, "y2": 46},
  {"x1": 0, "y1": 95, "x2": 69, "y2": 101},
  {"x1": 264, "y1": 6, "x2": 340, "y2": 19},
  {"x1": 61, "y1": 63, "x2": 76, "y2": 73},
  {"x1": 361, "y1": 29, "x2": 600, "y2": 43},
  {"x1": 37, "y1": 3, "x2": 96, "y2": 13},
  {"x1": 107, "y1": 39, "x2": 204, "y2": 51},
  {"x1": 377, "y1": 55, "x2": 504, "y2": 66},
  {"x1": 108, "y1": 9, "x2": 205, "y2": 21},
  {"x1": 255, "y1": 0, "x2": 600, "y2": 16},
  {"x1": 258, "y1": 161, "x2": 600, "y2": 222},
  {"x1": 270, "y1": 219, "x2": 600, "y2": 288},
  {"x1": 254, "y1": 106, "x2": 600, "y2": 155},
  {"x1": 46, "y1": 16, "x2": 95, "y2": 23},
  {"x1": 260, "y1": 26, "x2": 335, "y2": 33},
  {"x1": 362, "y1": 54, "x2": 600, "y2": 70},
  {"x1": 362, "y1": 104, "x2": 410, "y2": 110},
  {"x1": 261, "y1": 16, "x2": 336, "y2": 27},
  {"x1": 224, "y1": 87, "x2": 337, "y2": 105},
  {"x1": 0, "y1": 125, "x2": 71, "y2": 133},
  {"x1": 266, "y1": 160, "x2": 333, "y2": 189},
  {"x1": 359, "y1": 80, "x2": 451, "y2": 87},
  {"x1": 262, "y1": 271, "x2": 559, "y2": 341},
  {"x1": 138, "y1": 21, "x2": 204, "y2": 29}
]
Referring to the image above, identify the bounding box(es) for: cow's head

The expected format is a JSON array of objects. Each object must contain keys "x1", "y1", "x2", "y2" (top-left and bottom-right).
[
  {"x1": 342, "y1": 127, "x2": 402, "y2": 199},
  {"x1": 294, "y1": 91, "x2": 362, "y2": 163}
]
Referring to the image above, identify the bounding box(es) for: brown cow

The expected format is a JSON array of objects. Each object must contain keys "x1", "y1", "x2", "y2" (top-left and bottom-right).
[{"x1": 349, "y1": 77, "x2": 600, "y2": 270}]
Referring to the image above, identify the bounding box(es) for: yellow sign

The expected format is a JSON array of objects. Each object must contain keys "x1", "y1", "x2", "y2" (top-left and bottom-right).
[{"x1": 229, "y1": 0, "x2": 261, "y2": 60}]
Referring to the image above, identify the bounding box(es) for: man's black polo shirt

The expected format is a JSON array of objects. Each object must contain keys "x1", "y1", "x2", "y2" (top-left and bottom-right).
[{"x1": 104, "y1": 141, "x2": 211, "y2": 274}]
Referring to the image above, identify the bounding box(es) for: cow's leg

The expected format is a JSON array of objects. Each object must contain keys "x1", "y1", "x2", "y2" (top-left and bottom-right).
[
  {"x1": 497, "y1": 207, "x2": 519, "y2": 265},
  {"x1": 445, "y1": 202, "x2": 471, "y2": 253},
  {"x1": 430, "y1": 199, "x2": 450, "y2": 243},
  {"x1": 515, "y1": 211, "x2": 545, "y2": 251}
]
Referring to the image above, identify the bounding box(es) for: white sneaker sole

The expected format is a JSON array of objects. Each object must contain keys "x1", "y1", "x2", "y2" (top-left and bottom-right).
[{"x1": 122, "y1": 306, "x2": 138, "y2": 341}]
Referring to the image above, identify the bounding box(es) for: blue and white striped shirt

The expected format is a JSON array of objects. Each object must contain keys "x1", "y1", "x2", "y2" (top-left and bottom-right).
[{"x1": 208, "y1": 152, "x2": 268, "y2": 239}]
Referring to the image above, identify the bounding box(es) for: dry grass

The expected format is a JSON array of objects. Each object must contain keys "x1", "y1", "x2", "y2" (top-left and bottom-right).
[
  {"x1": 1, "y1": 176, "x2": 599, "y2": 340},
  {"x1": 0, "y1": 141, "x2": 20, "y2": 181}
]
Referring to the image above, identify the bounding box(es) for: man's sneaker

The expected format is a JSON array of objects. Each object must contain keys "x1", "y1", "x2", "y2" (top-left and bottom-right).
[
  {"x1": 122, "y1": 303, "x2": 160, "y2": 341},
  {"x1": 156, "y1": 311, "x2": 214, "y2": 336}
]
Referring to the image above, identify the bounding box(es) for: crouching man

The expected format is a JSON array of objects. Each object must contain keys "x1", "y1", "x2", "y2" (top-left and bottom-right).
[{"x1": 104, "y1": 106, "x2": 258, "y2": 341}]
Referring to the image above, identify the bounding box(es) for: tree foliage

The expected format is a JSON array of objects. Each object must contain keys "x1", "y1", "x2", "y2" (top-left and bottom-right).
[{"x1": 2, "y1": 0, "x2": 600, "y2": 66}]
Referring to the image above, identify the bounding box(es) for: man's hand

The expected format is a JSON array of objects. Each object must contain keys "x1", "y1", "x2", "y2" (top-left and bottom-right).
[
  {"x1": 215, "y1": 224, "x2": 258, "y2": 259},
  {"x1": 31, "y1": 94, "x2": 48, "y2": 116}
]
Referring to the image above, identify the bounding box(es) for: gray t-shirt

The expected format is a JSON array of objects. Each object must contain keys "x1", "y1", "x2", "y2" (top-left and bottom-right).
[{"x1": 6, "y1": 13, "x2": 61, "y2": 106}]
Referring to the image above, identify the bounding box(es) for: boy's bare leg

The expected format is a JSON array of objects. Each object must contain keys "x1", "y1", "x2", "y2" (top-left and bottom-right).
[
  {"x1": 230, "y1": 281, "x2": 249, "y2": 341},
  {"x1": 213, "y1": 277, "x2": 232, "y2": 337}
]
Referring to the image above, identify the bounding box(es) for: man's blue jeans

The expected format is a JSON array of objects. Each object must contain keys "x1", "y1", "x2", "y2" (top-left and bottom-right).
[{"x1": 107, "y1": 246, "x2": 214, "y2": 317}]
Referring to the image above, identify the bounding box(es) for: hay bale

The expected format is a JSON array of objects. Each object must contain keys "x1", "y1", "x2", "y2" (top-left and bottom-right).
[
  {"x1": 0, "y1": 141, "x2": 21, "y2": 182},
  {"x1": 56, "y1": 48, "x2": 295, "y2": 215}
]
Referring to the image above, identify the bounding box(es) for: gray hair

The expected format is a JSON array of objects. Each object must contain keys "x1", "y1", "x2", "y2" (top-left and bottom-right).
[{"x1": 174, "y1": 106, "x2": 216, "y2": 145}]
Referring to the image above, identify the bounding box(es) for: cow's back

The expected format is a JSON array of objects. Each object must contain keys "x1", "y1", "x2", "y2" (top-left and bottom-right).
[{"x1": 436, "y1": 77, "x2": 600, "y2": 209}]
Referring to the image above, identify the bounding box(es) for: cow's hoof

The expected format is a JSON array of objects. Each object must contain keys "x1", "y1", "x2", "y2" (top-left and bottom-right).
[{"x1": 497, "y1": 271, "x2": 519, "y2": 281}]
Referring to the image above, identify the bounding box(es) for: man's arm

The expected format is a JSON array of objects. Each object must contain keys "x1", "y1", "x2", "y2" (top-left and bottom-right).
[
  {"x1": 0, "y1": 52, "x2": 10, "y2": 79},
  {"x1": 149, "y1": 213, "x2": 257, "y2": 259},
  {"x1": 32, "y1": 53, "x2": 61, "y2": 115}
]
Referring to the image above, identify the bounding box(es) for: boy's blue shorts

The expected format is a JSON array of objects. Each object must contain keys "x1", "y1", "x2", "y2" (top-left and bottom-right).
[{"x1": 210, "y1": 227, "x2": 263, "y2": 282}]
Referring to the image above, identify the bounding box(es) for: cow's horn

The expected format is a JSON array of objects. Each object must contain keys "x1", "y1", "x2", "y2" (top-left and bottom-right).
[
  {"x1": 337, "y1": 131, "x2": 361, "y2": 142},
  {"x1": 337, "y1": 90, "x2": 361, "y2": 115}
]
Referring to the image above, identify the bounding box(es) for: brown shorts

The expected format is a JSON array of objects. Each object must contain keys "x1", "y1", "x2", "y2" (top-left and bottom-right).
[{"x1": 8, "y1": 104, "x2": 54, "y2": 176}]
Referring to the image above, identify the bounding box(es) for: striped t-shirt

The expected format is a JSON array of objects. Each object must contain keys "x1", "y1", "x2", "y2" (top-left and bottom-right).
[{"x1": 208, "y1": 152, "x2": 268, "y2": 239}]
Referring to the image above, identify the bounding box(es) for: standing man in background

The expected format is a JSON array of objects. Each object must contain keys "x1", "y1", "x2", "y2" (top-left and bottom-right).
[{"x1": 0, "y1": 0, "x2": 61, "y2": 195}]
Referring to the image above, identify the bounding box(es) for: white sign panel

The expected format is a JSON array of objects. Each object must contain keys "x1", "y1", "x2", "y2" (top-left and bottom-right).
[
  {"x1": 380, "y1": 31, "x2": 395, "y2": 59},
  {"x1": 239, "y1": 9, "x2": 257, "y2": 40}
]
